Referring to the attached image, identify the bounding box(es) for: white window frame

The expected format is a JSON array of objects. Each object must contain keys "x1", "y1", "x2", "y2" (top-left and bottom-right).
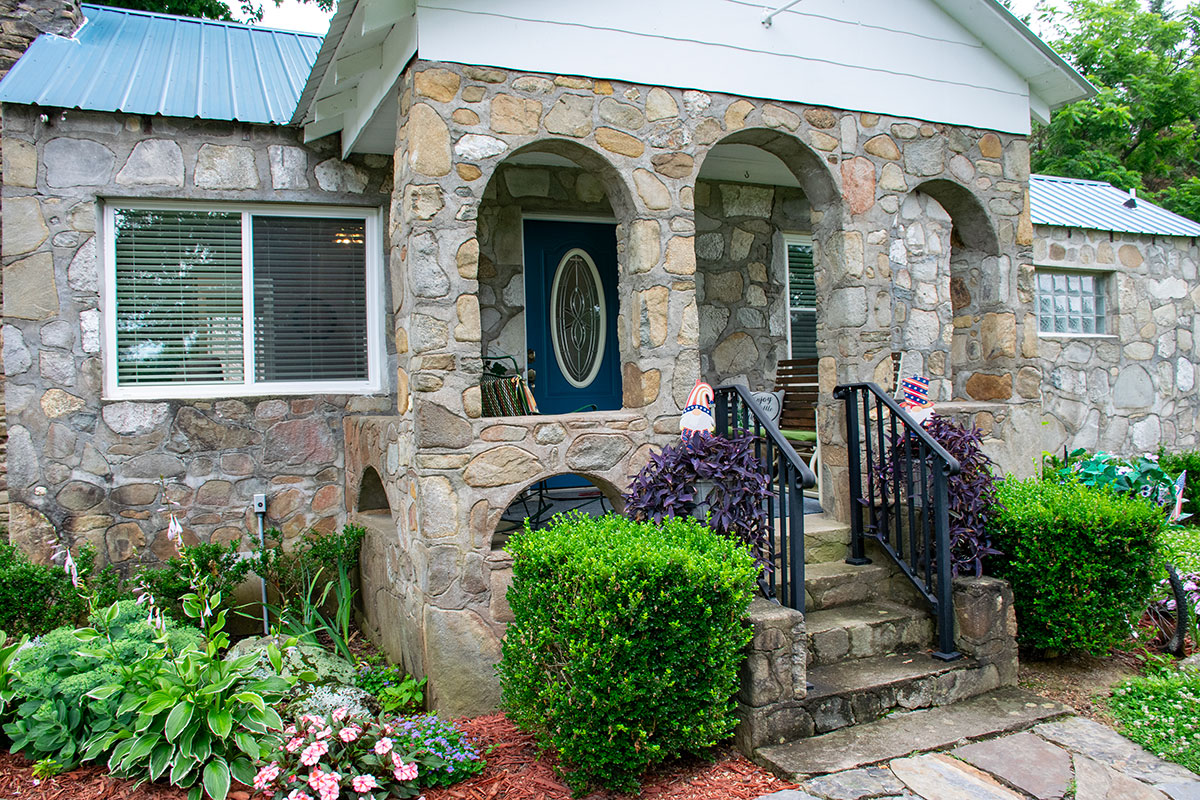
[
  {"x1": 1033, "y1": 265, "x2": 1116, "y2": 340},
  {"x1": 784, "y1": 233, "x2": 815, "y2": 359},
  {"x1": 102, "y1": 200, "x2": 385, "y2": 400}
]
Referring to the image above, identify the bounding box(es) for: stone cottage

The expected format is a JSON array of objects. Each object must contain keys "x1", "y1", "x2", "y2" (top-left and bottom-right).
[{"x1": 5, "y1": 0, "x2": 1185, "y2": 741}]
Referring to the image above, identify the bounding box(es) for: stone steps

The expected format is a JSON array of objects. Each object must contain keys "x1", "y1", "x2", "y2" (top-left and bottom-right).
[
  {"x1": 802, "y1": 651, "x2": 1004, "y2": 735},
  {"x1": 805, "y1": 601, "x2": 933, "y2": 667},
  {"x1": 801, "y1": 514, "x2": 850, "y2": 564},
  {"x1": 803, "y1": 560, "x2": 890, "y2": 611},
  {"x1": 756, "y1": 687, "x2": 1072, "y2": 779}
]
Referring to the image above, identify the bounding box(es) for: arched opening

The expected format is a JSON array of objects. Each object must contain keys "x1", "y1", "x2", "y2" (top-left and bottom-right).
[
  {"x1": 356, "y1": 466, "x2": 390, "y2": 513},
  {"x1": 897, "y1": 180, "x2": 1004, "y2": 402},
  {"x1": 490, "y1": 472, "x2": 623, "y2": 551},
  {"x1": 475, "y1": 140, "x2": 636, "y2": 417},
  {"x1": 693, "y1": 129, "x2": 841, "y2": 391}
]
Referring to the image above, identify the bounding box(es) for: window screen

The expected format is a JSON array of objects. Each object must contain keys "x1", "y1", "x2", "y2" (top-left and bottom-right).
[
  {"x1": 1036, "y1": 271, "x2": 1107, "y2": 334},
  {"x1": 253, "y1": 216, "x2": 368, "y2": 382},
  {"x1": 113, "y1": 209, "x2": 244, "y2": 385},
  {"x1": 788, "y1": 241, "x2": 817, "y2": 359}
]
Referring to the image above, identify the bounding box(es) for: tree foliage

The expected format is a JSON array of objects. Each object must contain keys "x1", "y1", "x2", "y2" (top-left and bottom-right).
[
  {"x1": 1031, "y1": 0, "x2": 1200, "y2": 221},
  {"x1": 88, "y1": 0, "x2": 332, "y2": 25}
]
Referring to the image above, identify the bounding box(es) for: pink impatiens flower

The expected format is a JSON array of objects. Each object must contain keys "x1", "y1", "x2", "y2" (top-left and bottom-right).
[
  {"x1": 373, "y1": 737, "x2": 393, "y2": 756},
  {"x1": 393, "y1": 761, "x2": 419, "y2": 782},
  {"x1": 285, "y1": 736, "x2": 305, "y2": 753},
  {"x1": 300, "y1": 740, "x2": 329, "y2": 766},
  {"x1": 285, "y1": 791, "x2": 313, "y2": 800},
  {"x1": 338, "y1": 724, "x2": 361, "y2": 743},
  {"x1": 351, "y1": 775, "x2": 378, "y2": 792},
  {"x1": 314, "y1": 726, "x2": 333, "y2": 740},
  {"x1": 254, "y1": 762, "x2": 282, "y2": 791},
  {"x1": 332, "y1": 706, "x2": 350, "y2": 722}
]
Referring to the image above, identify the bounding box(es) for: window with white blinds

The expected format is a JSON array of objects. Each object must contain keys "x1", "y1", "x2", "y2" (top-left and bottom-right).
[
  {"x1": 107, "y1": 204, "x2": 380, "y2": 398},
  {"x1": 787, "y1": 238, "x2": 817, "y2": 359}
]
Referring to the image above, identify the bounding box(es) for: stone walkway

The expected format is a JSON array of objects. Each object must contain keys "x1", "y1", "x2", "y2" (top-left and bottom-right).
[{"x1": 758, "y1": 716, "x2": 1200, "y2": 800}]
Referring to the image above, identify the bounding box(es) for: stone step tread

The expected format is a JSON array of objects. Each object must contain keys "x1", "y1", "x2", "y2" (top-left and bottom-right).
[
  {"x1": 804, "y1": 560, "x2": 891, "y2": 584},
  {"x1": 755, "y1": 687, "x2": 1072, "y2": 779},
  {"x1": 804, "y1": 601, "x2": 929, "y2": 635},
  {"x1": 803, "y1": 514, "x2": 851, "y2": 536},
  {"x1": 804, "y1": 651, "x2": 974, "y2": 703}
]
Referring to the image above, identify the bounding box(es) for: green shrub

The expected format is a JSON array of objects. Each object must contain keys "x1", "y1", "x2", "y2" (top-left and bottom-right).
[
  {"x1": 497, "y1": 512, "x2": 756, "y2": 795},
  {"x1": 0, "y1": 542, "x2": 85, "y2": 637},
  {"x1": 987, "y1": 478, "x2": 1164, "y2": 654},
  {"x1": 136, "y1": 540, "x2": 251, "y2": 622},
  {"x1": 1109, "y1": 670, "x2": 1200, "y2": 773},
  {"x1": 5, "y1": 600, "x2": 201, "y2": 767},
  {"x1": 1158, "y1": 448, "x2": 1200, "y2": 519}
]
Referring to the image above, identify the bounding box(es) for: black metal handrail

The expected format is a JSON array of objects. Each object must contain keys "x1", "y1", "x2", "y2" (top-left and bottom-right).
[
  {"x1": 714, "y1": 384, "x2": 817, "y2": 612},
  {"x1": 833, "y1": 382, "x2": 962, "y2": 660}
]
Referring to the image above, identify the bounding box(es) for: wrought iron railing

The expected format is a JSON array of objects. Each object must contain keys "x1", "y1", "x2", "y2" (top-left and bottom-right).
[
  {"x1": 714, "y1": 384, "x2": 817, "y2": 612},
  {"x1": 832, "y1": 382, "x2": 962, "y2": 660}
]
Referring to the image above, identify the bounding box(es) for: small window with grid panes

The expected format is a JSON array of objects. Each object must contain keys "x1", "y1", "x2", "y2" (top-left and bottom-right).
[{"x1": 1036, "y1": 270, "x2": 1108, "y2": 335}]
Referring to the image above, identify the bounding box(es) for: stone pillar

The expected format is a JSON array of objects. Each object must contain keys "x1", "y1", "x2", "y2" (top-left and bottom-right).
[
  {"x1": 953, "y1": 576, "x2": 1019, "y2": 686},
  {"x1": 734, "y1": 598, "x2": 809, "y2": 753}
]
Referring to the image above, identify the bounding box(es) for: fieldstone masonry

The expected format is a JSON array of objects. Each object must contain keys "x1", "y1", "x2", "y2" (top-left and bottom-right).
[
  {"x1": 1034, "y1": 224, "x2": 1200, "y2": 454},
  {"x1": 1, "y1": 103, "x2": 393, "y2": 565}
]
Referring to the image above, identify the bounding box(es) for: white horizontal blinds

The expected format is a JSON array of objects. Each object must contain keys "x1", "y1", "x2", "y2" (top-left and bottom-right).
[
  {"x1": 252, "y1": 216, "x2": 368, "y2": 382},
  {"x1": 113, "y1": 208, "x2": 244, "y2": 385},
  {"x1": 788, "y1": 242, "x2": 817, "y2": 359}
]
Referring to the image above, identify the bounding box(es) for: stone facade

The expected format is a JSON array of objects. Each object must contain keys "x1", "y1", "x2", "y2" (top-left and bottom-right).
[
  {"x1": 1, "y1": 104, "x2": 393, "y2": 566},
  {"x1": 336, "y1": 58, "x2": 1043, "y2": 716},
  {"x1": 1034, "y1": 224, "x2": 1200, "y2": 454}
]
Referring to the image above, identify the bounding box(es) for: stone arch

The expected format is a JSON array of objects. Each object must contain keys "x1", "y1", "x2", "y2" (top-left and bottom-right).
[
  {"x1": 357, "y1": 466, "x2": 390, "y2": 513},
  {"x1": 474, "y1": 139, "x2": 639, "y2": 409},
  {"x1": 904, "y1": 180, "x2": 1007, "y2": 401},
  {"x1": 489, "y1": 471, "x2": 625, "y2": 551},
  {"x1": 691, "y1": 127, "x2": 843, "y2": 390}
]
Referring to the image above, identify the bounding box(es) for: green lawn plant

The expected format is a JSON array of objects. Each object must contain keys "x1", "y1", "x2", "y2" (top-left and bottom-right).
[
  {"x1": 82, "y1": 546, "x2": 296, "y2": 800},
  {"x1": 1109, "y1": 668, "x2": 1200, "y2": 774},
  {"x1": 0, "y1": 541, "x2": 124, "y2": 638},
  {"x1": 988, "y1": 478, "x2": 1164, "y2": 654},
  {"x1": 353, "y1": 655, "x2": 426, "y2": 714},
  {"x1": 136, "y1": 541, "x2": 251, "y2": 623},
  {"x1": 0, "y1": 627, "x2": 28, "y2": 712},
  {"x1": 497, "y1": 512, "x2": 757, "y2": 795}
]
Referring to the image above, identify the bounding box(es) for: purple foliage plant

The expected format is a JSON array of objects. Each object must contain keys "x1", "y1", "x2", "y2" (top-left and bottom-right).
[
  {"x1": 623, "y1": 433, "x2": 772, "y2": 568},
  {"x1": 877, "y1": 413, "x2": 1003, "y2": 577}
]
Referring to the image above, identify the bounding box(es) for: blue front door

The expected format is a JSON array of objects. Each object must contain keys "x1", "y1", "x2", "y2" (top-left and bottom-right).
[{"x1": 524, "y1": 220, "x2": 621, "y2": 415}]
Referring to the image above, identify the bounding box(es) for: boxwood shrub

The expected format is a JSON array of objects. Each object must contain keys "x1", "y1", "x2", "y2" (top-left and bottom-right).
[
  {"x1": 497, "y1": 512, "x2": 757, "y2": 795},
  {"x1": 987, "y1": 478, "x2": 1164, "y2": 654}
]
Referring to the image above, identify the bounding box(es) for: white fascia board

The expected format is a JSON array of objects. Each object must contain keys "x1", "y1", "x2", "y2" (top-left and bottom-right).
[
  {"x1": 341, "y1": 20, "x2": 417, "y2": 158},
  {"x1": 334, "y1": 45, "x2": 383, "y2": 84},
  {"x1": 930, "y1": 0, "x2": 1094, "y2": 109},
  {"x1": 291, "y1": 0, "x2": 362, "y2": 125}
]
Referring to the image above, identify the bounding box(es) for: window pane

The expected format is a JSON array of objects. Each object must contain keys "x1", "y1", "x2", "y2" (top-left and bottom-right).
[
  {"x1": 253, "y1": 216, "x2": 368, "y2": 382},
  {"x1": 114, "y1": 208, "x2": 244, "y2": 385}
]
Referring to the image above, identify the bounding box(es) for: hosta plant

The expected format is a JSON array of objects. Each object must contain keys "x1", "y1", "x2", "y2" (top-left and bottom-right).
[
  {"x1": 81, "y1": 548, "x2": 298, "y2": 800},
  {"x1": 623, "y1": 433, "x2": 771, "y2": 566},
  {"x1": 253, "y1": 709, "x2": 484, "y2": 799}
]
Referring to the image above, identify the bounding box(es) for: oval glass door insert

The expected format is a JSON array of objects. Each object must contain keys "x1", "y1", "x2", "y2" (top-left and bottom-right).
[{"x1": 550, "y1": 248, "x2": 606, "y2": 389}]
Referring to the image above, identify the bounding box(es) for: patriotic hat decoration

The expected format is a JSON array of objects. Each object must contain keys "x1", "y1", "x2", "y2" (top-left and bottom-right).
[
  {"x1": 680, "y1": 380, "x2": 716, "y2": 443},
  {"x1": 898, "y1": 375, "x2": 934, "y2": 425}
]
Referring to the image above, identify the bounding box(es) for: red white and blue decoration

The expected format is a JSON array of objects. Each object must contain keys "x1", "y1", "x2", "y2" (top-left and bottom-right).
[
  {"x1": 680, "y1": 380, "x2": 716, "y2": 443},
  {"x1": 898, "y1": 375, "x2": 934, "y2": 425}
]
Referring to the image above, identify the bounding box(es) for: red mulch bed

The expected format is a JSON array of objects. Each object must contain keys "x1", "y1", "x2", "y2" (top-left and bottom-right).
[
  {"x1": 424, "y1": 713, "x2": 798, "y2": 800},
  {"x1": 0, "y1": 713, "x2": 795, "y2": 800}
]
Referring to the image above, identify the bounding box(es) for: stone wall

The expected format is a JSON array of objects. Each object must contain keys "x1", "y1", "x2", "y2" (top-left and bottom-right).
[
  {"x1": 696, "y1": 180, "x2": 809, "y2": 391},
  {"x1": 1035, "y1": 224, "x2": 1200, "y2": 454},
  {"x1": 1, "y1": 104, "x2": 393, "y2": 567}
]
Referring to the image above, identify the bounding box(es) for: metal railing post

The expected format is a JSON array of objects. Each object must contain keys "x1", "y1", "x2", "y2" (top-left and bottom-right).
[
  {"x1": 932, "y1": 465, "x2": 961, "y2": 661},
  {"x1": 841, "y1": 388, "x2": 870, "y2": 565}
]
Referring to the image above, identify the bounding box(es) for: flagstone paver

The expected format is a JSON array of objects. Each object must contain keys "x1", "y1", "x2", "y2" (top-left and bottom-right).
[
  {"x1": 757, "y1": 707, "x2": 1200, "y2": 800},
  {"x1": 889, "y1": 753, "x2": 1026, "y2": 800},
  {"x1": 953, "y1": 732, "x2": 1073, "y2": 799}
]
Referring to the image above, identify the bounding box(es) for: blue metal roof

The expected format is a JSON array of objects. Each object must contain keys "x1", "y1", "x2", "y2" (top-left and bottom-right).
[
  {"x1": 1031, "y1": 173, "x2": 1200, "y2": 238},
  {"x1": 0, "y1": 4, "x2": 321, "y2": 125}
]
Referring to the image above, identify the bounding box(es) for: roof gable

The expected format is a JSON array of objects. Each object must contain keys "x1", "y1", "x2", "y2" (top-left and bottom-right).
[
  {"x1": 0, "y1": 4, "x2": 321, "y2": 125},
  {"x1": 296, "y1": 0, "x2": 1092, "y2": 156}
]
